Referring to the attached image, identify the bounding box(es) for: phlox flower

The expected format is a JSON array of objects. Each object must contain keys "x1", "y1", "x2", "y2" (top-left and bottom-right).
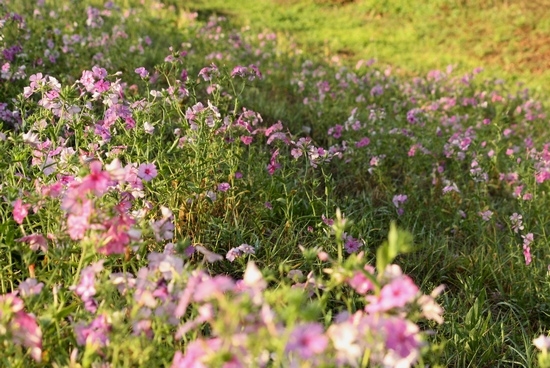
[
  {"x1": 366, "y1": 275, "x2": 419, "y2": 313},
  {"x1": 11, "y1": 310, "x2": 43, "y2": 362},
  {"x1": 534, "y1": 335, "x2": 550, "y2": 351},
  {"x1": 478, "y1": 210, "x2": 493, "y2": 221},
  {"x1": 240, "y1": 135, "x2": 253, "y2": 145},
  {"x1": 266, "y1": 148, "x2": 281, "y2": 175},
  {"x1": 143, "y1": 121, "x2": 155, "y2": 134},
  {"x1": 16, "y1": 233, "x2": 48, "y2": 253},
  {"x1": 135, "y1": 66, "x2": 149, "y2": 78},
  {"x1": 172, "y1": 338, "x2": 223, "y2": 368},
  {"x1": 383, "y1": 317, "x2": 421, "y2": 367},
  {"x1": 348, "y1": 264, "x2": 375, "y2": 294},
  {"x1": 97, "y1": 212, "x2": 138, "y2": 255},
  {"x1": 12, "y1": 198, "x2": 30, "y2": 224},
  {"x1": 80, "y1": 161, "x2": 111, "y2": 195},
  {"x1": 18, "y1": 278, "x2": 44, "y2": 297},
  {"x1": 66, "y1": 199, "x2": 93, "y2": 240},
  {"x1": 193, "y1": 275, "x2": 235, "y2": 302},
  {"x1": 523, "y1": 244, "x2": 532, "y2": 265},
  {"x1": 195, "y1": 245, "x2": 223, "y2": 263},
  {"x1": 327, "y1": 314, "x2": 363, "y2": 365},
  {"x1": 355, "y1": 137, "x2": 370, "y2": 148},
  {"x1": 392, "y1": 194, "x2": 408, "y2": 208},
  {"x1": 510, "y1": 213, "x2": 524, "y2": 233},
  {"x1": 70, "y1": 260, "x2": 104, "y2": 313},
  {"x1": 74, "y1": 313, "x2": 111, "y2": 348},
  {"x1": 392, "y1": 194, "x2": 408, "y2": 216},
  {"x1": 226, "y1": 243, "x2": 255, "y2": 262},
  {"x1": 285, "y1": 322, "x2": 328, "y2": 360},
  {"x1": 137, "y1": 163, "x2": 157, "y2": 182},
  {"x1": 344, "y1": 234, "x2": 363, "y2": 254},
  {"x1": 218, "y1": 182, "x2": 230, "y2": 192},
  {"x1": 0, "y1": 293, "x2": 42, "y2": 362}
]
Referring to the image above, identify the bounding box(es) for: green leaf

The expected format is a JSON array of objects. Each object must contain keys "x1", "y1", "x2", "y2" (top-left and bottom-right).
[{"x1": 376, "y1": 222, "x2": 413, "y2": 273}]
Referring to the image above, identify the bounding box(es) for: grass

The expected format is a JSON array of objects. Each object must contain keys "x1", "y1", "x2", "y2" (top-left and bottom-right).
[
  {"x1": 182, "y1": 0, "x2": 550, "y2": 95},
  {"x1": 1, "y1": 0, "x2": 550, "y2": 367}
]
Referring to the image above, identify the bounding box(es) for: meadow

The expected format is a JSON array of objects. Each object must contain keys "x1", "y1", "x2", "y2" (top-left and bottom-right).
[{"x1": 1, "y1": 0, "x2": 550, "y2": 366}]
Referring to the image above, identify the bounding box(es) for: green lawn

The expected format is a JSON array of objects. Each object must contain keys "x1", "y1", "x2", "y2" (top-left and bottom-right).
[{"x1": 182, "y1": 0, "x2": 550, "y2": 95}]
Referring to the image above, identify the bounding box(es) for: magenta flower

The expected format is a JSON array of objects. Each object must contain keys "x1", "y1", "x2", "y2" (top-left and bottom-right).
[
  {"x1": 285, "y1": 322, "x2": 328, "y2": 359},
  {"x1": 137, "y1": 163, "x2": 158, "y2": 182},
  {"x1": 355, "y1": 137, "x2": 370, "y2": 148},
  {"x1": 218, "y1": 182, "x2": 230, "y2": 192},
  {"x1": 266, "y1": 149, "x2": 281, "y2": 175},
  {"x1": 12, "y1": 198, "x2": 30, "y2": 224}
]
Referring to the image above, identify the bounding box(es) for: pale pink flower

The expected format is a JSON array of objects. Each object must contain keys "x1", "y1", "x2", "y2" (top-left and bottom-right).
[
  {"x1": 534, "y1": 335, "x2": 550, "y2": 351},
  {"x1": 137, "y1": 163, "x2": 158, "y2": 182},
  {"x1": 18, "y1": 278, "x2": 44, "y2": 297},
  {"x1": 478, "y1": 210, "x2": 493, "y2": 221}
]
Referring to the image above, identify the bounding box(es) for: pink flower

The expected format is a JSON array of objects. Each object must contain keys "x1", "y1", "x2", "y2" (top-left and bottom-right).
[
  {"x1": 366, "y1": 275, "x2": 419, "y2": 313},
  {"x1": 348, "y1": 265, "x2": 375, "y2": 294},
  {"x1": 218, "y1": 182, "x2": 230, "y2": 192},
  {"x1": 12, "y1": 198, "x2": 30, "y2": 224},
  {"x1": 383, "y1": 318, "x2": 421, "y2": 367},
  {"x1": 285, "y1": 322, "x2": 328, "y2": 359},
  {"x1": 66, "y1": 199, "x2": 93, "y2": 240},
  {"x1": 74, "y1": 313, "x2": 111, "y2": 347},
  {"x1": 193, "y1": 275, "x2": 235, "y2": 302},
  {"x1": 523, "y1": 245, "x2": 532, "y2": 265},
  {"x1": 478, "y1": 210, "x2": 493, "y2": 221},
  {"x1": 355, "y1": 137, "x2": 370, "y2": 148},
  {"x1": 11, "y1": 310, "x2": 43, "y2": 362},
  {"x1": 16, "y1": 234, "x2": 48, "y2": 253},
  {"x1": 18, "y1": 278, "x2": 45, "y2": 297},
  {"x1": 344, "y1": 234, "x2": 363, "y2": 254},
  {"x1": 172, "y1": 338, "x2": 221, "y2": 368},
  {"x1": 240, "y1": 135, "x2": 253, "y2": 145},
  {"x1": 135, "y1": 67, "x2": 149, "y2": 78},
  {"x1": 80, "y1": 161, "x2": 111, "y2": 195},
  {"x1": 137, "y1": 163, "x2": 158, "y2": 182}
]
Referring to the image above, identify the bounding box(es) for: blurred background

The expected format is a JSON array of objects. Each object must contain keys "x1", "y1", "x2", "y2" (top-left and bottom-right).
[{"x1": 176, "y1": 0, "x2": 550, "y2": 94}]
